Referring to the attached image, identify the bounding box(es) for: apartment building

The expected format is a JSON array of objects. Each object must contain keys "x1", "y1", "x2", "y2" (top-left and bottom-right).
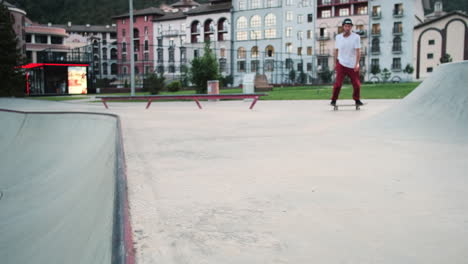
[
  {"x1": 413, "y1": 2, "x2": 468, "y2": 79},
  {"x1": 152, "y1": 0, "x2": 231, "y2": 81},
  {"x1": 368, "y1": 0, "x2": 424, "y2": 82},
  {"x1": 113, "y1": 7, "x2": 164, "y2": 86},
  {"x1": 232, "y1": 0, "x2": 284, "y2": 85},
  {"x1": 3, "y1": 1, "x2": 27, "y2": 56},
  {"x1": 58, "y1": 23, "x2": 118, "y2": 80},
  {"x1": 316, "y1": 0, "x2": 369, "y2": 79}
]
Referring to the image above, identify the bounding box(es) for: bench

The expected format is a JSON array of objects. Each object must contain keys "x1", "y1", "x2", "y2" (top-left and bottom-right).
[{"x1": 96, "y1": 93, "x2": 268, "y2": 110}]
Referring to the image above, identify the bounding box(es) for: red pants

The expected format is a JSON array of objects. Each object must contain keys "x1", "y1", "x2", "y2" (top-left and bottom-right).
[{"x1": 331, "y1": 62, "x2": 361, "y2": 101}]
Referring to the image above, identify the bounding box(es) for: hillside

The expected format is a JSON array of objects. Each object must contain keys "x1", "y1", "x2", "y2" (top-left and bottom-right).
[
  {"x1": 10, "y1": 0, "x2": 208, "y2": 25},
  {"x1": 8, "y1": 0, "x2": 468, "y2": 25}
]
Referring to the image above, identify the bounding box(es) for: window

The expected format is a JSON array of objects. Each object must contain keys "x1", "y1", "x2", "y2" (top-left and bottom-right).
[
  {"x1": 237, "y1": 31, "x2": 248, "y2": 41},
  {"x1": 169, "y1": 47, "x2": 175, "y2": 62},
  {"x1": 297, "y1": 47, "x2": 302, "y2": 56},
  {"x1": 237, "y1": 47, "x2": 246, "y2": 59},
  {"x1": 297, "y1": 14, "x2": 303, "y2": 24},
  {"x1": 122, "y1": 42, "x2": 127, "y2": 53},
  {"x1": 286, "y1": 11, "x2": 293, "y2": 22},
  {"x1": 250, "y1": 15, "x2": 261, "y2": 27},
  {"x1": 372, "y1": 24, "x2": 381, "y2": 35},
  {"x1": 144, "y1": 16, "x2": 148, "y2": 22},
  {"x1": 194, "y1": 49, "x2": 199, "y2": 58},
  {"x1": 393, "y1": 22, "x2": 403, "y2": 34},
  {"x1": 427, "y1": 67, "x2": 433, "y2": 73},
  {"x1": 144, "y1": 26, "x2": 148, "y2": 36},
  {"x1": 318, "y1": 58, "x2": 328, "y2": 70},
  {"x1": 356, "y1": 6, "x2": 367, "y2": 15},
  {"x1": 251, "y1": 46, "x2": 259, "y2": 58},
  {"x1": 371, "y1": 38, "x2": 380, "y2": 53},
  {"x1": 252, "y1": 0, "x2": 261, "y2": 9},
  {"x1": 237, "y1": 17, "x2": 247, "y2": 29},
  {"x1": 307, "y1": 14, "x2": 313, "y2": 23},
  {"x1": 286, "y1": 27, "x2": 292, "y2": 37},
  {"x1": 251, "y1": 60, "x2": 260, "y2": 72},
  {"x1": 297, "y1": 31, "x2": 303, "y2": 40},
  {"x1": 307, "y1": 63, "x2": 312, "y2": 71},
  {"x1": 122, "y1": 19, "x2": 126, "y2": 25},
  {"x1": 265, "y1": 28, "x2": 277, "y2": 38},
  {"x1": 220, "y1": 48, "x2": 226, "y2": 58},
  {"x1": 286, "y1": 43, "x2": 293, "y2": 53},
  {"x1": 307, "y1": 47, "x2": 312, "y2": 56},
  {"x1": 287, "y1": 0, "x2": 293, "y2": 6},
  {"x1": 427, "y1": 53, "x2": 434, "y2": 59},
  {"x1": 321, "y1": 10, "x2": 331, "y2": 18},
  {"x1": 238, "y1": 0, "x2": 246, "y2": 10},
  {"x1": 266, "y1": 0, "x2": 277, "y2": 8},
  {"x1": 250, "y1": 30, "x2": 261, "y2": 40},
  {"x1": 392, "y1": 36, "x2": 401, "y2": 52},
  {"x1": 428, "y1": 39, "x2": 435, "y2": 45},
  {"x1": 392, "y1": 58, "x2": 401, "y2": 70},
  {"x1": 394, "y1": 3, "x2": 404, "y2": 16},
  {"x1": 265, "y1": 14, "x2": 276, "y2": 26},
  {"x1": 219, "y1": 58, "x2": 227, "y2": 72},
  {"x1": 339, "y1": 8, "x2": 349, "y2": 16},
  {"x1": 122, "y1": 29, "x2": 126, "y2": 37},
  {"x1": 144, "y1": 40, "x2": 149, "y2": 51},
  {"x1": 307, "y1": 30, "x2": 312, "y2": 39},
  {"x1": 372, "y1": 6, "x2": 381, "y2": 17},
  {"x1": 285, "y1": 58, "x2": 293, "y2": 69},
  {"x1": 238, "y1": 61, "x2": 246, "y2": 72},
  {"x1": 265, "y1": 45, "x2": 275, "y2": 57}
]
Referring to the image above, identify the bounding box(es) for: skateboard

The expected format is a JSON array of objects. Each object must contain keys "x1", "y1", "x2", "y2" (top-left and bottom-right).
[{"x1": 332, "y1": 103, "x2": 366, "y2": 111}]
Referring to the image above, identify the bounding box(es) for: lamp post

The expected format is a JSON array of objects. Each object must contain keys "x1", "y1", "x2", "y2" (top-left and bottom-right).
[{"x1": 128, "y1": 0, "x2": 135, "y2": 96}]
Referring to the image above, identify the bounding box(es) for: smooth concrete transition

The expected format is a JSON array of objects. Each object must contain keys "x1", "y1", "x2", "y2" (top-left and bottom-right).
[
  {"x1": 0, "y1": 111, "x2": 126, "y2": 264},
  {"x1": 0, "y1": 61, "x2": 467, "y2": 264}
]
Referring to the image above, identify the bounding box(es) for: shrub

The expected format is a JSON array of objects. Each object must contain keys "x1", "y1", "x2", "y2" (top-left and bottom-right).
[
  {"x1": 144, "y1": 73, "x2": 165, "y2": 94},
  {"x1": 167, "y1": 80, "x2": 182, "y2": 92}
]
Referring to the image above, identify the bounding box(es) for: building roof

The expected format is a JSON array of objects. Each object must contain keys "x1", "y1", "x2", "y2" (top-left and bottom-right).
[
  {"x1": 112, "y1": 7, "x2": 165, "y2": 19},
  {"x1": 171, "y1": 0, "x2": 200, "y2": 8},
  {"x1": 55, "y1": 24, "x2": 117, "y2": 33},
  {"x1": 25, "y1": 25, "x2": 68, "y2": 37},
  {"x1": 185, "y1": 1, "x2": 231, "y2": 16},
  {"x1": 415, "y1": 11, "x2": 468, "y2": 29},
  {"x1": 152, "y1": 10, "x2": 187, "y2": 22}
]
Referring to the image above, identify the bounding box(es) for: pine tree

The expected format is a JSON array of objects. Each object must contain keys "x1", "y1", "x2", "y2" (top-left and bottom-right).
[
  {"x1": 189, "y1": 41, "x2": 220, "y2": 94},
  {"x1": 0, "y1": 2, "x2": 25, "y2": 97}
]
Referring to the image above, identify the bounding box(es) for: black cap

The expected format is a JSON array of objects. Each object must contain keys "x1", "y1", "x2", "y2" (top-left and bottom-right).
[{"x1": 342, "y1": 18, "x2": 353, "y2": 26}]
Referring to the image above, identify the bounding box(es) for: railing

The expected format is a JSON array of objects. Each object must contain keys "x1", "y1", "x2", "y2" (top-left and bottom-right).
[
  {"x1": 371, "y1": 47, "x2": 380, "y2": 55},
  {"x1": 392, "y1": 64, "x2": 402, "y2": 71},
  {"x1": 316, "y1": 49, "x2": 331, "y2": 56},
  {"x1": 318, "y1": 0, "x2": 366, "y2": 5},
  {"x1": 393, "y1": 28, "x2": 403, "y2": 35},
  {"x1": 371, "y1": 30, "x2": 381, "y2": 36},
  {"x1": 162, "y1": 30, "x2": 184, "y2": 37},
  {"x1": 393, "y1": 9, "x2": 404, "y2": 17},
  {"x1": 392, "y1": 46, "x2": 402, "y2": 54},
  {"x1": 316, "y1": 32, "x2": 331, "y2": 41}
]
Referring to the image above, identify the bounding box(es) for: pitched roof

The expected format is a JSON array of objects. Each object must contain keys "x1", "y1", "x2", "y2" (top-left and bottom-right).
[
  {"x1": 414, "y1": 11, "x2": 468, "y2": 29},
  {"x1": 185, "y1": 2, "x2": 231, "y2": 16},
  {"x1": 112, "y1": 7, "x2": 165, "y2": 19},
  {"x1": 152, "y1": 10, "x2": 187, "y2": 22}
]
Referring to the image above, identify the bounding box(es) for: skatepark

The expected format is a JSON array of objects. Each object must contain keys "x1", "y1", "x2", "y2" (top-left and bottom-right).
[{"x1": 0, "y1": 61, "x2": 467, "y2": 263}]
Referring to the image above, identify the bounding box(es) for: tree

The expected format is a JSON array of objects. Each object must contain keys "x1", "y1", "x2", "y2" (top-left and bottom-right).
[
  {"x1": 403, "y1": 64, "x2": 414, "y2": 81},
  {"x1": 380, "y1": 68, "x2": 391, "y2": 83},
  {"x1": 144, "y1": 73, "x2": 165, "y2": 94},
  {"x1": 440, "y1": 53, "x2": 453, "y2": 64},
  {"x1": 318, "y1": 68, "x2": 333, "y2": 83},
  {"x1": 189, "y1": 41, "x2": 220, "y2": 94},
  {"x1": 289, "y1": 69, "x2": 296, "y2": 84},
  {"x1": 0, "y1": 2, "x2": 25, "y2": 97}
]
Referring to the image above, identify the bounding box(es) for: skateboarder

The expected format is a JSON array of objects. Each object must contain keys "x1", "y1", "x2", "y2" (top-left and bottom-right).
[{"x1": 330, "y1": 18, "x2": 364, "y2": 106}]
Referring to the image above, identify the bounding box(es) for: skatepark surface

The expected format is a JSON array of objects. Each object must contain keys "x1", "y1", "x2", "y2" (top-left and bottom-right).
[{"x1": 0, "y1": 61, "x2": 467, "y2": 263}]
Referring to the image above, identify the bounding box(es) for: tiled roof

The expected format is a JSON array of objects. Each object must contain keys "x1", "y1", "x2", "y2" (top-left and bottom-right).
[
  {"x1": 152, "y1": 10, "x2": 187, "y2": 22},
  {"x1": 112, "y1": 7, "x2": 165, "y2": 19},
  {"x1": 185, "y1": 2, "x2": 231, "y2": 15}
]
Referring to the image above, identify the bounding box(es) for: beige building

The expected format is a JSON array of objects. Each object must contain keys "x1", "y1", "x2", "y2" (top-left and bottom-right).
[
  {"x1": 413, "y1": 11, "x2": 468, "y2": 80},
  {"x1": 316, "y1": 0, "x2": 369, "y2": 79}
]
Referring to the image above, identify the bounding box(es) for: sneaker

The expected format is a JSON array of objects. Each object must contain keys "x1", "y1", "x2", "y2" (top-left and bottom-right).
[
  {"x1": 330, "y1": 100, "x2": 337, "y2": 106},
  {"x1": 355, "y1": 100, "x2": 364, "y2": 106}
]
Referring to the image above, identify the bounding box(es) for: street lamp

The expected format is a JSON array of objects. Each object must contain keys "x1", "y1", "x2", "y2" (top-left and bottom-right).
[{"x1": 128, "y1": 0, "x2": 135, "y2": 96}]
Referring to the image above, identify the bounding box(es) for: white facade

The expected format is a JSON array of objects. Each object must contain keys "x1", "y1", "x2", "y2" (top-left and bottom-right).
[{"x1": 368, "y1": 0, "x2": 424, "y2": 82}]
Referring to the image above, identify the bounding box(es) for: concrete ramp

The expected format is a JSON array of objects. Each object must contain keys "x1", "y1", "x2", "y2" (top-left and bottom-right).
[
  {"x1": 362, "y1": 61, "x2": 468, "y2": 142},
  {"x1": 0, "y1": 110, "x2": 131, "y2": 264}
]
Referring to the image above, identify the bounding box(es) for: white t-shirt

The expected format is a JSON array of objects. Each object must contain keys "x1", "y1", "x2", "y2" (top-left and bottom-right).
[{"x1": 335, "y1": 32, "x2": 361, "y2": 69}]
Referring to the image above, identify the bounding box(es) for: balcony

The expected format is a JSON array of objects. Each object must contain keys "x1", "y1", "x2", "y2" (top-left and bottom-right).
[
  {"x1": 393, "y1": 28, "x2": 403, "y2": 35},
  {"x1": 371, "y1": 11, "x2": 381, "y2": 19},
  {"x1": 355, "y1": 29, "x2": 367, "y2": 38},
  {"x1": 371, "y1": 30, "x2": 381, "y2": 37},
  {"x1": 316, "y1": 49, "x2": 331, "y2": 57},
  {"x1": 393, "y1": 9, "x2": 404, "y2": 18},
  {"x1": 371, "y1": 47, "x2": 380, "y2": 55},
  {"x1": 162, "y1": 30, "x2": 184, "y2": 37},
  {"x1": 317, "y1": 0, "x2": 366, "y2": 6},
  {"x1": 316, "y1": 32, "x2": 331, "y2": 41}
]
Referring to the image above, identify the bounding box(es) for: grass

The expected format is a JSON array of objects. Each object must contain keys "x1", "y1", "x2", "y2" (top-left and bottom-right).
[
  {"x1": 27, "y1": 82, "x2": 421, "y2": 102},
  {"x1": 28, "y1": 96, "x2": 90, "y2": 101}
]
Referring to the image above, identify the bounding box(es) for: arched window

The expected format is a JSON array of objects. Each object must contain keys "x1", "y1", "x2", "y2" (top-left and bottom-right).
[
  {"x1": 265, "y1": 13, "x2": 276, "y2": 27},
  {"x1": 250, "y1": 15, "x2": 261, "y2": 28},
  {"x1": 218, "y1": 18, "x2": 228, "y2": 41},
  {"x1": 111, "y1": 63, "x2": 117, "y2": 75},
  {"x1": 251, "y1": 46, "x2": 259, "y2": 58},
  {"x1": 111, "y1": 48, "x2": 117, "y2": 60},
  {"x1": 237, "y1": 47, "x2": 246, "y2": 59},
  {"x1": 265, "y1": 45, "x2": 274, "y2": 57},
  {"x1": 266, "y1": 0, "x2": 277, "y2": 8},
  {"x1": 133, "y1": 28, "x2": 139, "y2": 38},
  {"x1": 392, "y1": 36, "x2": 401, "y2": 52},
  {"x1": 237, "y1": 17, "x2": 247, "y2": 29},
  {"x1": 191, "y1": 21, "x2": 201, "y2": 43}
]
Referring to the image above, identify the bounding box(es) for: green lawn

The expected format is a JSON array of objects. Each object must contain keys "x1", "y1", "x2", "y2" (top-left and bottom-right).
[
  {"x1": 28, "y1": 96, "x2": 90, "y2": 101},
  {"x1": 27, "y1": 82, "x2": 420, "y2": 102}
]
